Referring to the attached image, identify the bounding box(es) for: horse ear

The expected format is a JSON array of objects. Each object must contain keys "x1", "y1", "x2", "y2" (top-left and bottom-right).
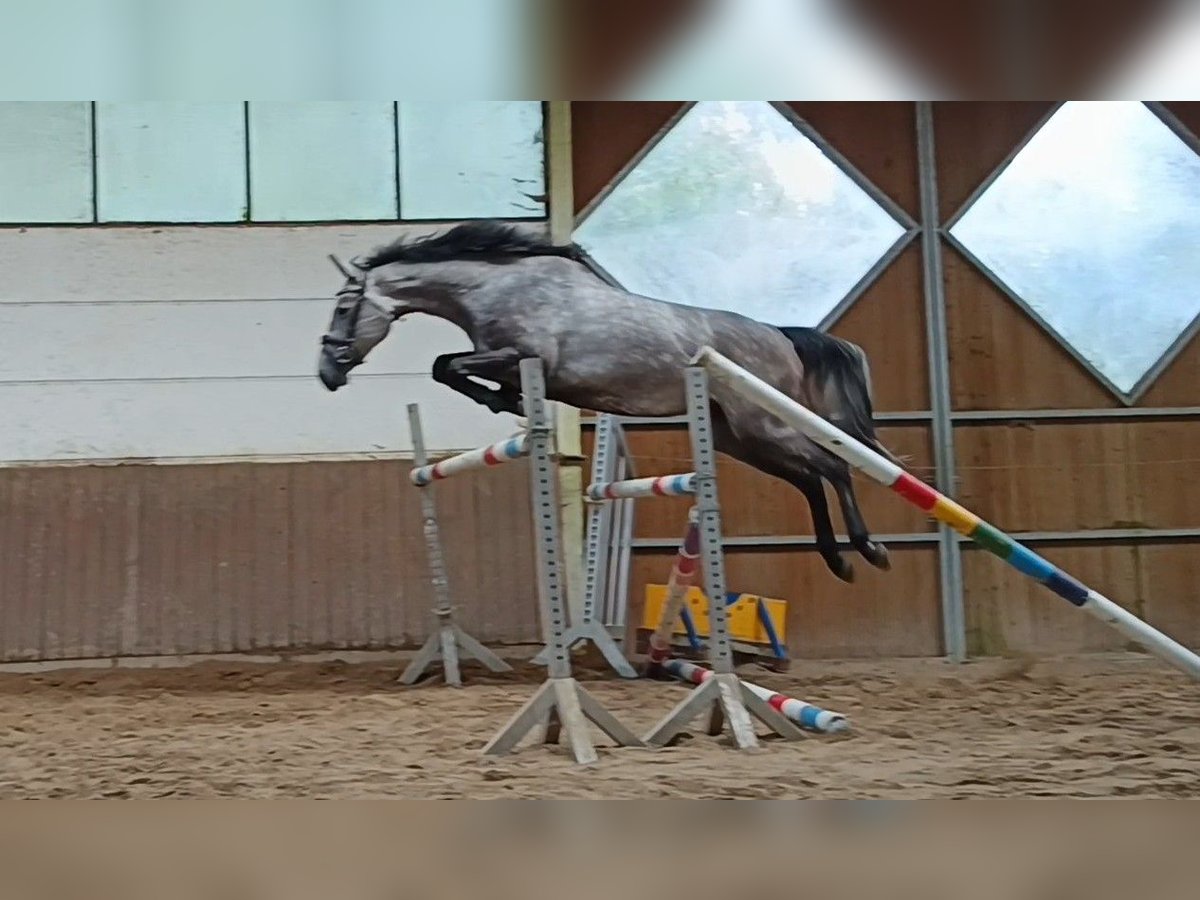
[{"x1": 327, "y1": 254, "x2": 359, "y2": 281}]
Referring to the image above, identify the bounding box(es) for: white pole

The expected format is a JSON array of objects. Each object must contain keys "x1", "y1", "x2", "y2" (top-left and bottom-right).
[{"x1": 690, "y1": 345, "x2": 1200, "y2": 682}]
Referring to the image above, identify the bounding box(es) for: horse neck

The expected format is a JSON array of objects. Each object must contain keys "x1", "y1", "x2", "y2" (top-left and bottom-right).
[{"x1": 378, "y1": 260, "x2": 490, "y2": 333}]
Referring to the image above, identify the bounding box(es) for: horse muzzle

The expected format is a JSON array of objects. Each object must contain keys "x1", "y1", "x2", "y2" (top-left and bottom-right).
[{"x1": 318, "y1": 352, "x2": 349, "y2": 391}]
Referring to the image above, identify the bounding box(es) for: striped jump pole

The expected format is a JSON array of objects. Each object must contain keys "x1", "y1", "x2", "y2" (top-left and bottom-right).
[
  {"x1": 661, "y1": 659, "x2": 849, "y2": 734},
  {"x1": 410, "y1": 434, "x2": 528, "y2": 487},
  {"x1": 645, "y1": 507, "x2": 702, "y2": 670},
  {"x1": 586, "y1": 472, "x2": 696, "y2": 501},
  {"x1": 692, "y1": 346, "x2": 1200, "y2": 682}
]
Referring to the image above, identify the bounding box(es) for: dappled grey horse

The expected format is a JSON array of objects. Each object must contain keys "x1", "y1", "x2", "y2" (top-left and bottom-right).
[{"x1": 318, "y1": 220, "x2": 904, "y2": 583}]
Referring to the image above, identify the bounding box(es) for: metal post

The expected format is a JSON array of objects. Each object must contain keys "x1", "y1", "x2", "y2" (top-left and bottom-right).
[
  {"x1": 546, "y1": 100, "x2": 588, "y2": 631},
  {"x1": 399, "y1": 404, "x2": 513, "y2": 687},
  {"x1": 530, "y1": 414, "x2": 637, "y2": 677},
  {"x1": 483, "y1": 360, "x2": 642, "y2": 764},
  {"x1": 916, "y1": 101, "x2": 968, "y2": 662},
  {"x1": 642, "y1": 368, "x2": 805, "y2": 749}
]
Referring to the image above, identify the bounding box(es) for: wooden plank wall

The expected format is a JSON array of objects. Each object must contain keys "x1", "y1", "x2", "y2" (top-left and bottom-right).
[
  {"x1": 573, "y1": 100, "x2": 1200, "y2": 660},
  {"x1": 0, "y1": 459, "x2": 539, "y2": 662},
  {"x1": 939, "y1": 101, "x2": 1200, "y2": 657},
  {"x1": 574, "y1": 101, "x2": 941, "y2": 659}
]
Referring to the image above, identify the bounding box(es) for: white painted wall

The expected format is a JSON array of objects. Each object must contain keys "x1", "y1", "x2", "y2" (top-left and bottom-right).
[{"x1": 0, "y1": 224, "x2": 528, "y2": 462}]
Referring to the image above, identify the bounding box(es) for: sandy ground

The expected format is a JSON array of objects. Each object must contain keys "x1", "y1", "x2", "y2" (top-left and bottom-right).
[{"x1": 0, "y1": 650, "x2": 1196, "y2": 798}]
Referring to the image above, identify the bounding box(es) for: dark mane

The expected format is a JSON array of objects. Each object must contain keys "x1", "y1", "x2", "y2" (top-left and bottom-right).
[{"x1": 354, "y1": 220, "x2": 584, "y2": 270}]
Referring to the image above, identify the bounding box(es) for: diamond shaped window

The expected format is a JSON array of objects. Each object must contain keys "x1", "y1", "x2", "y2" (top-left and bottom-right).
[
  {"x1": 949, "y1": 101, "x2": 1200, "y2": 399},
  {"x1": 575, "y1": 101, "x2": 908, "y2": 327}
]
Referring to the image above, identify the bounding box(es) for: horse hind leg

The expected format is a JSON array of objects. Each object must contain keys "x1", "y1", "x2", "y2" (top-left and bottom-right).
[
  {"x1": 709, "y1": 406, "x2": 855, "y2": 584},
  {"x1": 827, "y1": 463, "x2": 891, "y2": 571}
]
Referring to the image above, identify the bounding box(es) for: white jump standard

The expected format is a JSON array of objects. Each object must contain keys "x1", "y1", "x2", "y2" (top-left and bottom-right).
[
  {"x1": 692, "y1": 345, "x2": 1200, "y2": 682},
  {"x1": 529, "y1": 406, "x2": 640, "y2": 678},
  {"x1": 481, "y1": 358, "x2": 643, "y2": 764},
  {"x1": 400, "y1": 403, "x2": 513, "y2": 687},
  {"x1": 589, "y1": 367, "x2": 807, "y2": 749}
]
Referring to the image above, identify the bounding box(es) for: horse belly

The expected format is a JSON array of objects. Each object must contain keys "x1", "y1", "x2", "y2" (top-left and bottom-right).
[{"x1": 550, "y1": 357, "x2": 689, "y2": 417}]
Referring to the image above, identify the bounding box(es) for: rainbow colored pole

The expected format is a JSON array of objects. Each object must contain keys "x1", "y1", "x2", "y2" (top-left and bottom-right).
[
  {"x1": 586, "y1": 473, "x2": 695, "y2": 501},
  {"x1": 662, "y1": 659, "x2": 849, "y2": 733},
  {"x1": 646, "y1": 508, "x2": 702, "y2": 668},
  {"x1": 410, "y1": 435, "x2": 528, "y2": 487},
  {"x1": 692, "y1": 346, "x2": 1200, "y2": 681}
]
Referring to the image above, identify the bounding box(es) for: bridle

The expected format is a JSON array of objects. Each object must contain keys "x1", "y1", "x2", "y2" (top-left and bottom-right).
[{"x1": 319, "y1": 254, "x2": 394, "y2": 367}]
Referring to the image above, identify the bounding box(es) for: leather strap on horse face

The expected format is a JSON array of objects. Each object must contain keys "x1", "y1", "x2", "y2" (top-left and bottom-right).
[{"x1": 320, "y1": 254, "x2": 397, "y2": 365}]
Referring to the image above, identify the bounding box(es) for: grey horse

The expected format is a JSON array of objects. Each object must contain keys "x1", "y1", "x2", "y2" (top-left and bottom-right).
[{"x1": 318, "y1": 220, "x2": 903, "y2": 583}]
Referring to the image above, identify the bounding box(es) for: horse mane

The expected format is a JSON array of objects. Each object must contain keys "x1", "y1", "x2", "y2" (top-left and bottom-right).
[{"x1": 353, "y1": 220, "x2": 584, "y2": 270}]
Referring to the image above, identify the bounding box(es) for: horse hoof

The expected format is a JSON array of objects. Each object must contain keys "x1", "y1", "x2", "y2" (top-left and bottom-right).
[
  {"x1": 870, "y1": 543, "x2": 892, "y2": 571},
  {"x1": 833, "y1": 560, "x2": 855, "y2": 583}
]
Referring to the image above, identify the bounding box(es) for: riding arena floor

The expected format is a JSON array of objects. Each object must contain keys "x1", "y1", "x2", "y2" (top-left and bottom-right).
[{"x1": 1, "y1": 649, "x2": 1196, "y2": 799}]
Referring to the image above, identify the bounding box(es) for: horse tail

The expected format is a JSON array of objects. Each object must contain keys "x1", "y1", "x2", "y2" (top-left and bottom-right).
[{"x1": 774, "y1": 326, "x2": 909, "y2": 470}]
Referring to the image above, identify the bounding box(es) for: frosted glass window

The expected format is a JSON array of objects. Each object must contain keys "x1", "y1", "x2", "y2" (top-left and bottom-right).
[
  {"x1": 248, "y1": 102, "x2": 398, "y2": 221},
  {"x1": 0, "y1": 102, "x2": 93, "y2": 223},
  {"x1": 398, "y1": 101, "x2": 545, "y2": 219},
  {"x1": 575, "y1": 101, "x2": 905, "y2": 326},
  {"x1": 95, "y1": 102, "x2": 247, "y2": 222},
  {"x1": 950, "y1": 101, "x2": 1200, "y2": 397}
]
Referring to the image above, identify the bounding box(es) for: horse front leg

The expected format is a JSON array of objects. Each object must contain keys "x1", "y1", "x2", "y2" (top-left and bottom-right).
[{"x1": 431, "y1": 351, "x2": 523, "y2": 415}]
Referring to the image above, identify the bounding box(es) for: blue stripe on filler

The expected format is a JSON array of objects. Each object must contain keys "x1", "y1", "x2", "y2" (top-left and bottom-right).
[
  {"x1": 1007, "y1": 544, "x2": 1056, "y2": 581},
  {"x1": 504, "y1": 437, "x2": 523, "y2": 457},
  {"x1": 799, "y1": 707, "x2": 820, "y2": 729},
  {"x1": 1044, "y1": 570, "x2": 1090, "y2": 606},
  {"x1": 673, "y1": 474, "x2": 690, "y2": 494}
]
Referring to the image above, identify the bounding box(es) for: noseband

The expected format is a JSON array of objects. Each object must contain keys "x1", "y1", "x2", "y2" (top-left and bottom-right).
[
  {"x1": 320, "y1": 285, "x2": 368, "y2": 366},
  {"x1": 319, "y1": 255, "x2": 399, "y2": 366}
]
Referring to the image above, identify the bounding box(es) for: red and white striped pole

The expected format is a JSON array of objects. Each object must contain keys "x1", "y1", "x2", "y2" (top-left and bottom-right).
[{"x1": 645, "y1": 507, "x2": 702, "y2": 670}]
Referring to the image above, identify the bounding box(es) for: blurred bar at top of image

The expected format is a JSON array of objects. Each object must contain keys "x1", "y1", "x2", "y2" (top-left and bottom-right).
[
  {"x1": 554, "y1": 0, "x2": 1200, "y2": 100},
  {"x1": 2, "y1": 0, "x2": 1199, "y2": 100}
]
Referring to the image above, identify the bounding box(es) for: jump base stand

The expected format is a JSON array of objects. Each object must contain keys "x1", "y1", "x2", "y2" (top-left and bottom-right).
[
  {"x1": 638, "y1": 368, "x2": 806, "y2": 750},
  {"x1": 482, "y1": 359, "x2": 643, "y2": 764},
  {"x1": 401, "y1": 402, "x2": 512, "y2": 687},
  {"x1": 531, "y1": 412, "x2": 638, "y2": 678}
]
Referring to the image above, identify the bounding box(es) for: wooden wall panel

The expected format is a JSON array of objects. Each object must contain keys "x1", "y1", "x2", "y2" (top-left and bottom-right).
[
  {"x1": 784, "y1": 102, "x2": 919, "y2": 219},
  {"x1": 0, "y1": 459, "x2": 540, "y2": 662},
  {"x1": 1134, "y1": 333, "x2": 1200, "y2": 408},
  {"x1": 1124, "y1": 421, "x2": 1200, "y2": 528},
  {"x1": 630, "y1": 547, "x2": 941, "y2": 659},
  {"x1": 828, "y1": 243, "x2": 928, "y2": 412},
  {"x1": 964, "y1": 544, "x2": 1184, "y2": 656},
  {"x1": 956, "y1": 423, "x2": 1136, "y2": 534},
  {"x1": 933, "y1": 102, "x2": 1056, "y2": 222},
  {"x1": 584, "y1": 425, "x2": 935, "y2": 541},
  {"x1": 1136, "y1": 543, "x2": 1200, "y2": 650},
  {"x1": 944, "y1": 245, "x2": 1120, "y2": 410},
  {"x1": 956, "y1": 420, "x2": 1200, "y2": 533},
  {"x1": 571, "y1": 102, "x2": 684, "y2": 214}
]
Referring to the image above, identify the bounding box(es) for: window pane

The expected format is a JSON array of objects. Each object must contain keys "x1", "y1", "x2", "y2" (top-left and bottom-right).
[
  {"x1": 95, "y1": 102, "x2": 246, "y2": 223},
  {"x1": 248, "y1": 102, "x2": 397, "y2": 222},
  {"x1": 950, "y1": 101, "x2": 1200, "y2": 396},
  {"x1": 0, "y1": 102, "x2": 93, "y2": 223},
  {"x1": 398, "y1": 101, "x2": 544, "y2": 219},
  {"x1": 575, "y1": 101, "x2": 906, "y2": 327}
]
